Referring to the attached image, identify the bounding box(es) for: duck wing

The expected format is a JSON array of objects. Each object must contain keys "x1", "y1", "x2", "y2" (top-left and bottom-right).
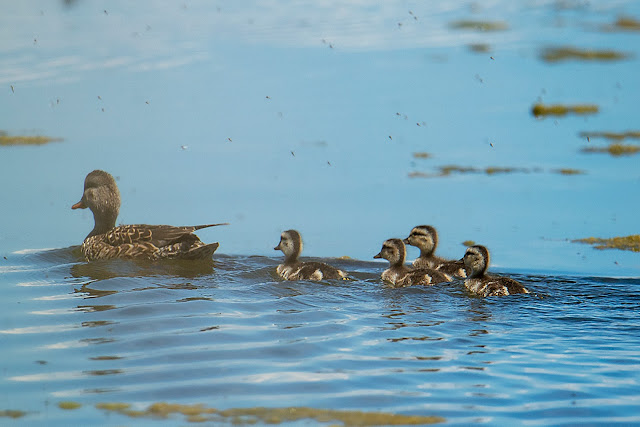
[{"x1": 103, "y1": 223, "x2": 227, "y2": 248}]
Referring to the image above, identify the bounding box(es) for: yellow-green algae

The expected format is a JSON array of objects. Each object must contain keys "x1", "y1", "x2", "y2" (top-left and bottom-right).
[
  {"x1": 581, "y1": 144, "x2": 640, "y2": 157},
  {"x1": 553, "y1": 168, "x2": 585, "y2": 175},
  {"x1": 412, "y1": 152, "x2": 431, "y2": 159},
  {"x1": 462, "y1": 240, "x2": 476, "y2": 247},
  {"x1": 579, "y1": 131, "x2": 640, "y2": 142},
  {"x1": 468, "y1": 43, "x2": 491, "y2": 53},
  {"x1": 0, "y1": 410, "x2": 26, "y2": 418},
  {"x1": 94, "y1": 402, "x2": 445, "y2": 425},
  {"x1": 540, "y1": 47, "x2": 629, "y2": 62},
  {"x1": 604, "y1": 16, "x2": 640, "y2": 31},
  {"x1": 409, "y1": 166, "x2": 584, "y2": 178},
  {"x1": 58, "y1": 401, "x2": 82, "y2": 410},
  {"x1": 573, "y1": 235, "x2": 640, "y2": 252},
  {"x1": 0, "y1": 131, "x2": 63, "y2": 146},
  {"x1": 449, "y1": 20, "x2": 508, "y2": 31},
  {"x1": 531, "y1": 103, "x2": 599, "y2": 118}
]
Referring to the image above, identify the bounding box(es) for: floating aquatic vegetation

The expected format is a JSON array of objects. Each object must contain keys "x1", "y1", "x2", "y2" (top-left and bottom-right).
[
  {"x1": 552, "y1": 168, "x2": 585, "y2": 175},
  {"x1": 603, "y1": 16, "x2": 640, "y2": 32},
  {"x1": 94, "y1": 402, "x2": 445, "y2": 425},
  {"x1": 58, "y1": 402, "x2": 82, "y2": 410},
  {"x1": 468, "y1": 43, "x2": 491, "y2": 53},
  {"x1": 531, "y1": 103, "x2": 598, "y2": 118},
  {"x1": 0, "y1": 131, "x2": 63, "y2": 146},
  {"x1": 540, "y1": 46, "x2": 629, "y2": 62},
  {"x1": 462, "y1": 240, "x2": 476, "y2": 247},
  {"x1": 573, "y1": 235, "x2": 640, "y2": 252},
  {"x1": 581, "y1": 144, "x2": 640, "y2": 157},
  {"x1": 579, "y1": 131, "x2": 640, "y2": 142},
  {"x1": 449, "y1": 20, "x2": 508, "y2": 31},
  {"x1": 409, "y1": 165, "x2": 584, "y2": 178},
  {"x1": 412, "y1": 152, "x2": 431, "y2": 159},
  {"x1": 0, "y1": 410, "x2": 26, "y2": 418}
]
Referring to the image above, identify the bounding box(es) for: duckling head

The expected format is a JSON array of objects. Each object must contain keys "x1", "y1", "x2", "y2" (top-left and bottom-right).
[
  {"x1": 462, "y1": 245, "x2": 490, "y2": 278},
  {"x1": 403, "y1": 225, "x2": 438, "y2": 256},
  {"x1": 72, "y1": 170, "x2": 121, "y2": 238},
  {"x1": 374, "y1": 238, "x2": 406, "y2": 267},
  {"x1": 274, "y1": 229, "x2": 303, "y2": 263}
]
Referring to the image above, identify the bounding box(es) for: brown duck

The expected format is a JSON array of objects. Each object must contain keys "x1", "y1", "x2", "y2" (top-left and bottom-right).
[
  {"x1": 72, "y1": 170, "x2": 227, "y2": 261},
  {"x1": 462, "y1": 245, "x2": 529, "y2": 297},
  {"x1": 374, "y1": 238, "x2": 451, "y2": 287}
]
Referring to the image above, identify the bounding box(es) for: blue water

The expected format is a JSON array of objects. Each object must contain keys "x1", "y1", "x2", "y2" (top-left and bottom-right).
[{"x1": 2, "y1": 1, "x2": 640, "y2": 425}]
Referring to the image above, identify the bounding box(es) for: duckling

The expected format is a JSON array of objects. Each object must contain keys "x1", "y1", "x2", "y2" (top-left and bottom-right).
[
  {"x1": 72, "y1": 170, "x2": 227, "y2": 261},
  {"x1": 462, "y1": 245, "x2": 529, "y2": 297},
  {"x1": 274, "y1": 229, "x2": 347, "y2": 280},
  {"x1": 374, "y1": 238, "x2": 451, "y2": 287},
  {"x1": 403, "y1": 225, "x2": 466, "y2": 278}
]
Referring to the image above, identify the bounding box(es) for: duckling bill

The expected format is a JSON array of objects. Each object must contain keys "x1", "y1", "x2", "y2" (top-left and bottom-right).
[
  {"x1": 462, "y1": 245, "x2": 529, "y2": 297},
  {"x1": 374, "y1": 238, "x2": 451, "y2": 287},
  {"x1": 274, "y1": 229, "x2": 347, "y2": 280},
  {"x1": 72, "y1": 170, "x2": 227, "y2": 261}
]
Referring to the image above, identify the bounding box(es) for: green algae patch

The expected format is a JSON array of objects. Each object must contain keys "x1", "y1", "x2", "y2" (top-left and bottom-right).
[
  {"x1": 540, "y1": 47, "x2": 629, "y2": 63},
  {"x1": 462, "y1": 240, "x2": 476, "y2": 247},
  {"x1": 553, "y1": 168, "x2": 585, "y2": 175},
  {"x1": 579, "y1": 131, "x2": 640, "y2": 142},
  {"x1": 412, "y1": 152, "x2": 431, "y2": 159},
  {"x1": 604, "y1": 16, "x2": 640, "y2": 31},
  {"x1": 468, "y1": 43, "x2": 491, "y2": 53},
  {"x1": 58, "y1": 401, "x2": 82, "y2": 410},
  {"x1": 0, "y1": 131, "x2": 63, "y2": 146},
  {"x1": 581, "y1": 143, "x2": 640, "y2": 157},
  {"x1": 409, "y1": 165, "x2": 583, "y2": 178},
  {"x1": 0, "y1": 409, "x2": 26, "y2": 418},
  {"x1": 531, "y1": 103, "x2": 599, "y2": 118},
  {"x1": 94, "y1": 402, "x2": 445, "y2": 425},
  {"x1": 450, "y1": 20, "x2": 508, "y2": 31},
  {"x1": 573, "y1": 235, "x2": 640, "y2": 252}
]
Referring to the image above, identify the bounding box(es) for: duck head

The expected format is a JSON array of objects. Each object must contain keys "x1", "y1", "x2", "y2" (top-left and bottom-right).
[
  {"x1": 72, "y1": 170, "x2": 120, "y2": 238},
  {"x1": 374, "y1": 238, "x2": 406, "y2": 267},
  {"x1": 462, "y1": 245, "x2": 490, "y2": 278},
  {"x1": 275, "y1": 229, "x2": 303, "y2": 263},
  {"x1": 403, "y1": 225, "x2": 437, "y2": 256}
]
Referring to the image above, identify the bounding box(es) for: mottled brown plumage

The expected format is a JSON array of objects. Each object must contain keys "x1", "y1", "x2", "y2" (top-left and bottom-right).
[
  {"x1": 72, "y1": 170, "x2": 226, "y2": 261},
  {"x1": 403, "y1": 225, "x2": 466, "y2": 278},
  {"x1": 374, "y1": 238, "x2": 451, "y2": 287},
  {"x1": 462, "y1": 245, "x2": 529, "y2": 297},
  {"x1": 274, "y1": 230, "x2": 347, "y2": 280}
]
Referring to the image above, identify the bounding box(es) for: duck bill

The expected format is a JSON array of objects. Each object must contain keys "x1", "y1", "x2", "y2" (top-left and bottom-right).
[
  {"x1": 71, "y1": 200, "x2": 86, "y2": 210},
  {"x1": 274, "y1": 243, "x2": 281, "y2": 251},
  {"x1": 373, "y1": 252, "x2": 382, "y2": 259},
  {"x1": 402, "y1": 238, "x2": 410, "y2": 244}
]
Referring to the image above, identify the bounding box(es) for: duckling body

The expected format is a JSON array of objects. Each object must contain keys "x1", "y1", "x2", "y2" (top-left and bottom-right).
[
  {"x1": 374, "y1": 238, "x2": 451, "y2": 287},
  {"x1": 462, "y1": 245, "x2": 529, "y2": 297},
  {"x1": 274, "y1": 230, "x2": 347, "y2": 280},
  {"x1": 403, "y1": 225, "x2": 466, "y2": 278},
  {"x1": 72, "y1": 170, "x2": 226, "y2": 261}
]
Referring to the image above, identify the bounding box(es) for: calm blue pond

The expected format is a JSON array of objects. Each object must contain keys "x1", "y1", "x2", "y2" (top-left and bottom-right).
[{"x1": 1, "y1": 1, "x2": 640, "y2": 425}]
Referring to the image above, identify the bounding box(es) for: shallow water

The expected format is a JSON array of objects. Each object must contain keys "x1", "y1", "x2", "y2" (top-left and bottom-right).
[
  {"x1": 2, "y1": 0, "x2": 640, "y2": 425},
  {"x1": 2, "y1": 249, "x2": 640, "y2": 425}
]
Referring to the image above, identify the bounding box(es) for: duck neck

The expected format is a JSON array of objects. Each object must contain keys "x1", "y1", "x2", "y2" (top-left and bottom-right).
[
  {"x1": 87, "y1": 206, "x2": 118, "y2": 238},
  {"x1": 283, "y1": 252, "x2": 299, "y2": 265}
]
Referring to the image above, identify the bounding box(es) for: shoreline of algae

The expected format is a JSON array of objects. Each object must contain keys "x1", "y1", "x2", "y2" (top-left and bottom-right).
[
  {"x1": 94, "y1": 402, "x2": 445, "y2": 425},
  {"x1": 573, "y1": 235, "x2": 640, "y2": 252}
]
